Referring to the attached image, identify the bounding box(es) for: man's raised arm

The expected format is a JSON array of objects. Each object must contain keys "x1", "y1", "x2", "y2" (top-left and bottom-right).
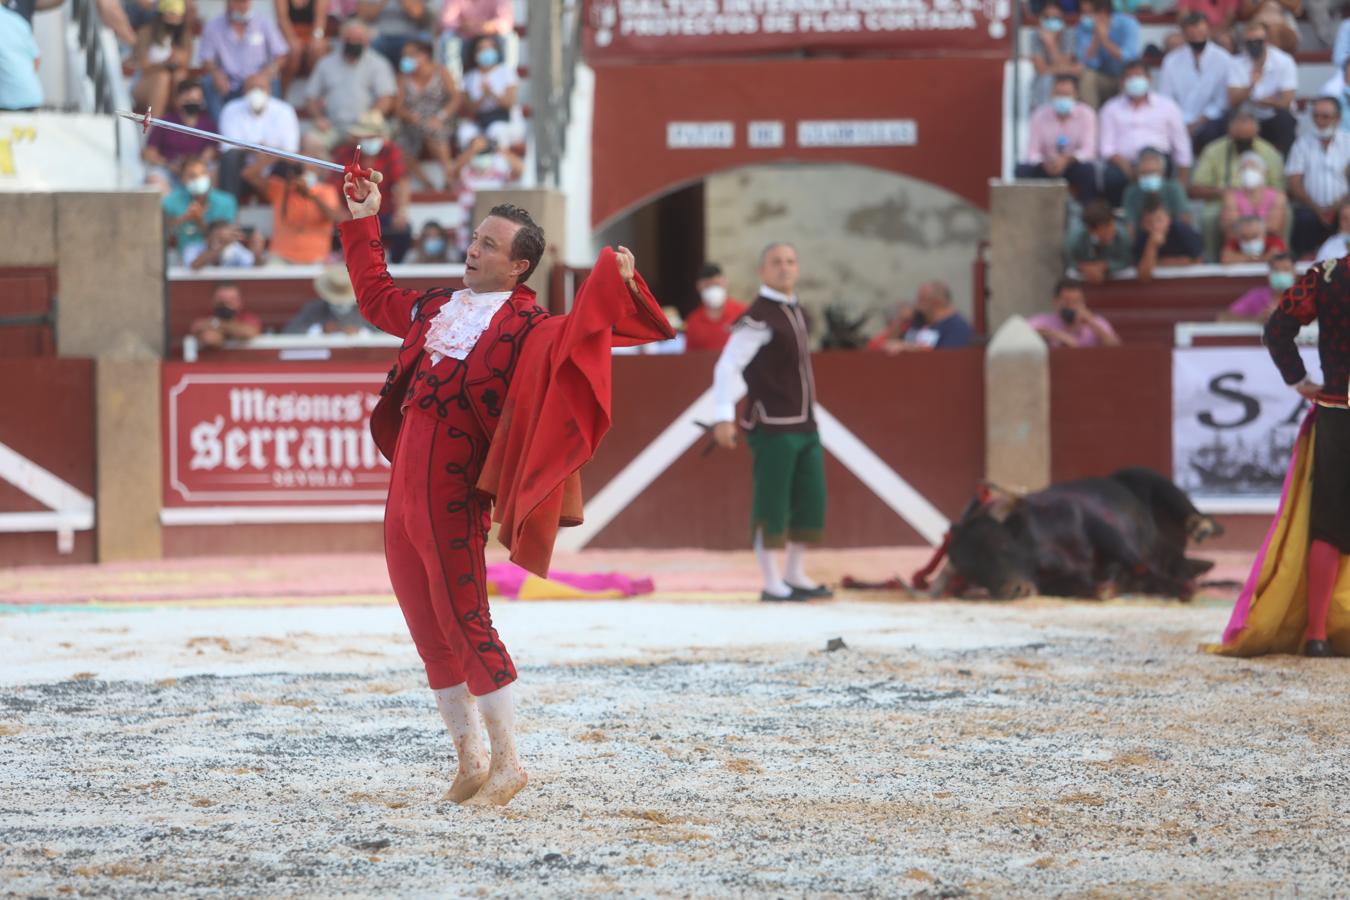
[{"x1": 338, "y1": 167, "x2": 423, "y2": 338}]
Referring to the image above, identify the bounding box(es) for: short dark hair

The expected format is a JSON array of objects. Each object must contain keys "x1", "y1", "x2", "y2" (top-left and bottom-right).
[
  {"x1": 1054, "y1": 277, "x2": 1084, "y2": 297},
  {"x1": 487, "y1": 203, "x2": 545, "y2": 283},
  {"x1": 1052, "y1": 73, "x2": 1079, "y2": 89},
  {"x1": 1121, "y1": 58, "x2": 1147, "y2": 76},
  {"x1": 1140, "y1": 194, "x2": 1166, "y2": 216},
  {"x1": 405, "y1": 38, "x2": 434, "y2": 59},
  {"x1": 1269, "y1": 251, "x2": 1293, "y2": 265},
  {"x1": 1313, "y1": 96, "x2": 1343, "y2": 119},
  {"x1": 1082, "y1": 199, "x2": 1114, "y2": 229},
  {"x1": 698, "y1": 262, "x2": 723, "y2": 280},
  {"x1": 1180, "y1": 11, "x2": 1207, "y2": 27},
  {"x1": 176, "y1": 78, "x2": 202, "y2": 96}
]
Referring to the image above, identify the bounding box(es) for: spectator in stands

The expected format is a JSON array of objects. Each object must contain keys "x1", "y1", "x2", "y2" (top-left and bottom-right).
[
  {"x1": 1029, "y1": 278, "x2": 1121, "y2": 347},
  {"x1": 143, "y1": 79, "x2": 217, "y2": 173},
  {"x1": 218, "y1": 71, "x2": 300, "y2": 199},
  {"x1": 162, "y1": 156, "x2": 238, "y2": 262},
  {"x1": 457, "y1": 34, "x2": 517, "y2": 149},
  {"x1": 1219, "y1": 150, "x2": 1287, "y2": 239},
  {"x1": 1242, "y1": 0, "x2": 1300, "y2": 54},
  {"x1": 284, "y1": 264, "x2": 377, "y2": 334},
  {"x1": 866, "y1": 282, "x2": 974, "y2": 353},
  {"x1": 1030, "y1": 1, "x2": 1082, "y2": 108},
  {"x1": 446, "y1": 134, "x2": 522, "y2": 255},
  {"x1": 1073, "y1": 0, "x2": 1140, "y2": 108},
  {"x1": 1099, "y1": 59, "x2": 1193, "y2": 205},
  {"x1": 394, "y1": 38, "x2": 462, "y2": 188},
  {"x1": 1225, "y1": 21, "x2": 1297, "y2": 157},
  {"x1": 1287, "y1": 97, "x2": 1350, "y2": 257},
  {"x1": 198, "y1": 0, "x2": 289, "y2": 120},
  {"x1": 275, "y1": 0, "x2": 328, "y2": 96},
  {"x1": 130, "y1": 0, "x2": 192, "y2": 117},
  {"x1": 409, "y1": 220, "x2": 452, "y2": 263},
  {"x1": 685, "y1": 263, "x2": 747, "y2": 353},
  {"x1": 0, "y1": 5, "x2": 41, "y2": 111},
  {"x1": 1157, "y1": 13, "x2": 1233, "y2": 156},
  {"x1": 1177, "y1": 0, "x2": 1239, "y2": 46},
  {"x1": 1334, "y1": 15, "x2": 1350, "y2": 72},
  {"x1": 333, "y1": 110, "x2": 414, "y2": 262},
  {"x1": 1220, "y1": 213, "x2": 1289, "y2": 262},
  {"x1": 439, "y1": 0, "x2": 512, "y2": 78},
  {"x1": 1122, "y1": 147, "x2": 1192, "y2": 234},
  {"x1": 1313, "y1": 201, "x2": 1350, "y2": 260},
  {"x1": 190, "y1": 282, "x2": 263, "y2": 350},
  {"x1": 1067, "y1": 199, "x2": 1134, "y2": 281},
  {"x1": 185, "y1": 220, "x2": 265, "y2": 268},
  {"x1": 1319, "y1": 58, "x2": 1350, "y2": 127},
  {"x1": 361, "y1": 0, "x2": 432, "y2": 68},
  {"x1": 1189, "y1": 109, "x2": 1284, "y2": 258},
  {"x1": 1221, "y1": 251, "x2": 1295, "y2": 320},
  {"x1": 242, "y1": 141, "x2": 343, "y2": 265},
  {"x1": 1136, "y1": 194, "x2": 1205, "y2": 279},
  {"x1": 306, "y1": 19, "x2": 396, "y2": 148},
  {"x1": 1015, "y1": 75, "x2": 1100, "y2": 201}
]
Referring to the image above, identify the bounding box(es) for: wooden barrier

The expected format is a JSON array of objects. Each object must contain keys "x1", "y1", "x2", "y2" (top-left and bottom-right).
[{"x1": 1082, "y1": 268, "x2": 1266, "y2": 345}]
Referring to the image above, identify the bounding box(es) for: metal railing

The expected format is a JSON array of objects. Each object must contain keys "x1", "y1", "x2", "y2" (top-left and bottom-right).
[
  {"x1": 69, "y1": 0, "x2": 118, "y2": 114},
  {"x1": 527, "y1": 0, "x2": 584, "y2": 187}
]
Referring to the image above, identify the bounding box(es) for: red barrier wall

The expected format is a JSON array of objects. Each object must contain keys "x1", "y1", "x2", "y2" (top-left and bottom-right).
[{"x1": 0, "y1": 358, "x2": 96, "y2": 565}]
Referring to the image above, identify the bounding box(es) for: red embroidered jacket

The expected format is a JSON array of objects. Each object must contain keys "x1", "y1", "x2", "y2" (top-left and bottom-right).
[
  {"x1": 339, "y1": 215, "x2": 674, "y2": 574},
  {"x1": 1264, "y1": 257, "x2": 1350, "y2": 407}
]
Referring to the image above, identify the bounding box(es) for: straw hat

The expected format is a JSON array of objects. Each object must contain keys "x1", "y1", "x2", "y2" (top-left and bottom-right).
[
  {"x1": 314, "y1": 264, "x2": 356, "y2": 307},
  {"x1": 347, "y1": 110, "x2": 389, "y2": 140}
]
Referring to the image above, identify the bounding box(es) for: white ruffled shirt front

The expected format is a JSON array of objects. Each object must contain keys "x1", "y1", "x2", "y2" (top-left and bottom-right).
[{"x1": 423, "y1": 289, "x2": 513, "y2": 365}]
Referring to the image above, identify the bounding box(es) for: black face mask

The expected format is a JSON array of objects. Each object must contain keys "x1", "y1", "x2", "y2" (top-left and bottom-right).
[
  {"x1": 1245, "y1": 39, "x2": 1265, "y2": 58},
  {"x1": 213, "y1": 303, "x2": 237, "y2": 321},
  {"x1": 342, "y1": 41, "x2": 364, "y2": 59},
  {"x1": 1234, "y1": 137, "x2": 1255, "y2": 152},
  {"x1": 1187, "y1": 39, "x2": 1206, "y2": 53},
  {"x1": 1059, "y1": 307, "x2": 1078, "y2": 325},
  {"x1": 180, "y1": 102, "x2": 203, "y2": 116}
]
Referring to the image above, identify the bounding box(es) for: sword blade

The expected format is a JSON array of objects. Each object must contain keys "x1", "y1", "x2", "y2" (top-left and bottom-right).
[{"x1": 117, "y1": 109, "x2": 348, "y2": 174}]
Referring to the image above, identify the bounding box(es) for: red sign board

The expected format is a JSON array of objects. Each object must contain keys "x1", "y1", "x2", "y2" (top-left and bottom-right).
[
  {"x1": 584, "y1": 0, "x2": 1013, "y2": 63},
  {"x1": 162, "y1": 363, "x2": 391, "y2": 507}
]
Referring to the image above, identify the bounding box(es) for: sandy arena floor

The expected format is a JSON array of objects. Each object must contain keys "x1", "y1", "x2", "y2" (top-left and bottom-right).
[{"x1": 2, "y1": 549, "x2": 1347, "y2": 898}]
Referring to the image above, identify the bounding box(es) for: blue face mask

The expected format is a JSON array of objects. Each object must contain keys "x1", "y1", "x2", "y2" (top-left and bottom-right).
[
  {"x1": 1124, "y1": 75, "x2": 1150, "y2": 98},
  {"x1": 399, "y1": 56, "x2": 417, "y2": 74},
  {"x1": 477, "y1": 48, "x2": 499, "y2": 68},
  {"x1": 1052, "y1": 96, "x2": 1074, "y2": 116},
  {"x1": 1269, "y1": 271, "x2": 1295, "y2": 291},
  {"x1": 228, "y1": 10, "x2": 249, "y2": 23},
  {"x1": 423, "y1": 237, "x2": 446, "y2": 257},
  {"x1": 1138, "y1": 173, "x2": 1163, "y2": 192},
  {"x1": 1042, "y1": 16, "x2": 1064, "y2": 32}
]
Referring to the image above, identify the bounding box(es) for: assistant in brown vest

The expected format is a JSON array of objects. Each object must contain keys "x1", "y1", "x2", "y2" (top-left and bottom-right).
[{"x1": 711, "y1": 242, "x2": 832, "y2": 602}]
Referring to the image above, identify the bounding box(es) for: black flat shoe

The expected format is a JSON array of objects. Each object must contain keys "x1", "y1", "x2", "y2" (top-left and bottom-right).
[
  {"x1": 786, "y1": 583, "x2": 834, "y2": 600},
  {"x1": 1305, "y1": 639, "x2": 1332, "y2": 657},
  {"x1": 760, "y1": 589, "x2": 803, "y2": 602}
]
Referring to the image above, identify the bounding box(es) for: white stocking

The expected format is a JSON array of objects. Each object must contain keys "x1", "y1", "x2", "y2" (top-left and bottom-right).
[
  {"x1": 475, "y1": 683, "x2": 522, "y2": 771},
  {"x1": 433, "y1": 684, "x2": 487, "y2": 764},
  {"x1": 785, "y1": 541, "x2": 818, "y2": 589},
  {"x1": 755, "y1": 527, "x2": 791, "y2": 597}
]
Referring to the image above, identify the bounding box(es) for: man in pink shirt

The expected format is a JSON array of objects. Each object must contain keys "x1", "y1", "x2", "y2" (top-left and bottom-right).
[
  {"x1": 1099, "y1": 59, "x2": 1193, "y2": 205},
  {"x1": 1015, "y1": 74, "x2": 1101, "y2": 202},
  {"x1": 1028, "y1": 278, "x2": 1122, "y2": 348}
]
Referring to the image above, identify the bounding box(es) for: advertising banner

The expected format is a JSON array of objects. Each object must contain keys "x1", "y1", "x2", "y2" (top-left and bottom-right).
[{"x1": 0, "y1": 113, "x2": 118, "y2": 191}]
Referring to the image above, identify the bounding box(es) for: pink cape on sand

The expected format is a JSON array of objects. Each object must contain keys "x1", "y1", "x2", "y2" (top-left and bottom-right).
[{"x1": 484, "y1": 562, "x2": 654, "y2": 601}]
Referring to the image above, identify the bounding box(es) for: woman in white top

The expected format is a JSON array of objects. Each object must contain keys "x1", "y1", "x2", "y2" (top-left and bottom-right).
[
  {"x1": 456, "y1": 34, "x2": 518, "y2": 150},
  {"x1": 130, "y1": 0, "x2": 194, "y2": 116}
]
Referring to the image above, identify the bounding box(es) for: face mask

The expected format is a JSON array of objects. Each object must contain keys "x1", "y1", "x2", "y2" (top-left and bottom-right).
[
  {"x1": 422, "y1": 237, "x2": 446, "y2": 257},
  {"x1": 400, "y1": 56, "x2": 417, "y2": 74},
  {"x1": 361, "y1": 137, "x2": 384, "y2": 155},
  {"x1": 342, "y1": 41, "x2": 364, "y2": 59},
  {"x1": 1051, "y1": 95, "x2": 1074, "y2": 116},
  {"x1": 701, "y1": 285, "x2": 727, "y2": 310},
  {"x1": 1318, "y1": 125, "x2": 1338, "y2": 140},
  {"x1": 1239, "y1": 168, "x2": 1264, "y2": 189},
  {"x1": 1269, "y1": 271, "x2": 1296, "y2": 291},
  {"x1": 1059, "y1": 307, "x2": 1078, "y2": 325},
  {"x1": 1245, "y1": 39, "x2": 1265, "y2": 58},
  {"x1": 477, "y1": 48, "x2": 499, "y2": 68},
  {"x1": 1233, "y1": 137, "x2": 1254, "y2": 152},
  {"x1": 1042, "y1": 16, "x2": 1064, "y2": 32},
  {"x1": 1138, "y1": 173, "x2": 1163, "y2": 192},
  {"x1": 180, "y1": 101, "x2": 203, "y2": 116},
  {"x1": 1240, "y1": 238, "x2": 1266, "y2": 257},
  {"x1": 1187, "y1": 39, "x2": 1206, "y2": 53},
  {"x1": 228, "y1": 10, "x2": 249, "y2": 23},
  {"x1": 213, "y1": 303, "x2": 237, "y2": 320},
  {"x1": 246, "y1": 88, "x2": 268, "y2": 112},
  {"x1": 1124, "y1": 75, "x2": 1149, "y2": 98},
  {"x1": 186, "y1": 174, "x2": 211, "y2": 195},
  {"x1": 302, "y1": 171, "x2": 319, "y2": 188}
]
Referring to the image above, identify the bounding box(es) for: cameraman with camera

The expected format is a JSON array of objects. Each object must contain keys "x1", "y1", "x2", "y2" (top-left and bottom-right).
[{"x1": 1029, "y1": 277, "x2": 1121, "y2": 348}]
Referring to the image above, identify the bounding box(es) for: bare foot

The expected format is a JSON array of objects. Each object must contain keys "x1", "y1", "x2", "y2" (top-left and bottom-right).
[
  {"x1": 463, "y1": 763, "x2": 529, "y2": 807},
  {"x1": 443, "y1": 758, "x2": 490, "y2": 803}
]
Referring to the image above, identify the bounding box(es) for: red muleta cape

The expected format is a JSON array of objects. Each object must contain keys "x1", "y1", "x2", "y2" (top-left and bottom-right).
[{"x1": 477, "y1": 247, "x2": 673, "y2": 576}]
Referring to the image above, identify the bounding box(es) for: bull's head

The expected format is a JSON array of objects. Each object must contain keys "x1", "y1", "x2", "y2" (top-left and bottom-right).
[{"x1": 946, "y1": 482, "x2": 1038, "y2": 600}]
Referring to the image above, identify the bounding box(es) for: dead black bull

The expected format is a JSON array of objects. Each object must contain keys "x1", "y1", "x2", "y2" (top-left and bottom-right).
[{"x1": 915, "y1": 468, "x2": 1222, "y2": 601}]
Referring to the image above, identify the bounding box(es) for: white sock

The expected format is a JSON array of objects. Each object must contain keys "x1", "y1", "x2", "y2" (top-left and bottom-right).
[
  {"x1": 785, "y1": 542, "x2": 818, "y2": 589},
  {"x1": 754, "y1": 527, "x2": 791, "y2": 596},
  {"x1": 433, "y1": 684, "x2": 486, "y2": 761},
  {"x1": 475, "y1": 683, "x2": 521, "y2": 770}
]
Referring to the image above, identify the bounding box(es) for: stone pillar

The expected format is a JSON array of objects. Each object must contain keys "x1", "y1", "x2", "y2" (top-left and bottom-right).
[
  {"x1": 96, "y1": 349, "x2": 164, "y2": 561},
  {"x1": 985, "y1": 315, "x2": 1051, "y2": 492},
  {"x1": 475, "y1": 188, "x2": 567, "y2": 311},
  {"x1": 986, "y1": 180, "x2": 1067, "y2": 333}
]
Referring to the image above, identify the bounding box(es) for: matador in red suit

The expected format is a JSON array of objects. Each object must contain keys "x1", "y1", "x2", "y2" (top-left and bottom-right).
[{"x1": 339, "y1": 166, "x2": 673, "y2": 806}]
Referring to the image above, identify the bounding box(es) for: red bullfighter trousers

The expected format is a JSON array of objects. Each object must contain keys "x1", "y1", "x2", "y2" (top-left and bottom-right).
[{"x1": 384, "y1": 405, "x2": 517, "y2": 696}]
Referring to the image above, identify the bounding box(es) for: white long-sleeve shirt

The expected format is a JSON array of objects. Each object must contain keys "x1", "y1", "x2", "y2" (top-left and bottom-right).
[{"x1": 711, "y1": 285, "x2": 792, "y2": 422}]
